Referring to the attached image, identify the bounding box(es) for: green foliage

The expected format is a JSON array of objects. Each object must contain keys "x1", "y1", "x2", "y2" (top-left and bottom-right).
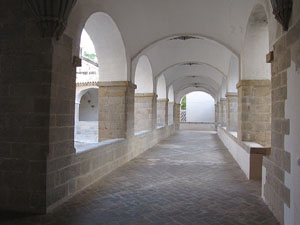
[
  {"x1": 83, "y1": 51, "x2": 97, "y2": 60},
  {"x1": 181, "y1": 96, "x2": 186, "y2": 110}
]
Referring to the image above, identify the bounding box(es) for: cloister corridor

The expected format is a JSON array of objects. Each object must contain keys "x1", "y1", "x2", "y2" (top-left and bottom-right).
[{"x1": 1, "y1": 131, "x2": 279, "y2": 225}]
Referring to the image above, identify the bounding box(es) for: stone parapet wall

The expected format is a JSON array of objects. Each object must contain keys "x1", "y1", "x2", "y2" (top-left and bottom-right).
[
  {"x1": 47, "y1": 125, "x2": 175, "y2": 212},
  {"x1": 237, "y1": 80, "x2": 271, "y2": 147}
]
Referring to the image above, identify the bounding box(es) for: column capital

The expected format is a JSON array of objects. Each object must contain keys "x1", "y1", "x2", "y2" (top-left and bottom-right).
[
  {"x1": 236, "y1": 80, "x2": 270, "y2": 89},
  {"x1": 226, "y1": 92, "x2": 238, "y2": 98},
  {"x1": 135, "y1": 93, "x2": 157, "y2": 98},
  {"x1": 97, "y1": 81, "x2": 137, "y2": 89}
]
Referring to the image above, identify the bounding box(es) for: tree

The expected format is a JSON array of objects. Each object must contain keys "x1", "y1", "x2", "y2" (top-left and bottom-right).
[{"x1": 181, "y1": 96, "x2": 186, "y2": 110}]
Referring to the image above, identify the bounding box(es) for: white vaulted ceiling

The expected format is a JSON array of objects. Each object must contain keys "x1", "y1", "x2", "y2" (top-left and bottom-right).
[{"x1": 66, "y1": 0, "x2": 270, "y2": 99}]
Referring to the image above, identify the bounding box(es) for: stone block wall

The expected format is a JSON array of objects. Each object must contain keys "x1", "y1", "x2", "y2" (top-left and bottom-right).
[
  {"x1": 98, "y1": 82, "x2": 136, "y2": 141},
  {"x1": 237, "y1": 80, "x2": 271, "y2": 147},
  {"x1": 226, "y1": 93, "x2": 238, "y2": 131},
  {"x1": 168, "y1": 102, "x2": 174, "y2": 125},
  {"x1": 157, "y1": 99, "x2": 168, "y2": 127},
  {"x1": 262, "y1": 15, "x2": 300, "y2": 224},
  {"x1": 134, "y1": 93, "x2": 156, "y2": 133},
  {"x1": 47, "y1": 125, "x2": 175, "y2": 212},
  {"x1": 174, "y1": 103, "x2": 181, "y2": 130},
  {"x1": 220, "y1": 98, "x2": 227, "y2": 127}
]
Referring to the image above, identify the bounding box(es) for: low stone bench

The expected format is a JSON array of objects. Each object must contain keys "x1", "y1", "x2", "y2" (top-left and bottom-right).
[{"x1": 218, "y1": 126, "x2": 270, "y2": 181}]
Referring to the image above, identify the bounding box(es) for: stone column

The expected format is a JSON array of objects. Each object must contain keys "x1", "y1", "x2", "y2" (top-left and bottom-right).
[
  {"x1": 226, "y1": 93, "x2": 238, "y2": 131},
  {"x1": 215, "y1": 102, "x2": 220, "y2": 126},
  {"x1": 134, "y1": 93, "x2": 157, "y2": 133},
  {"x1": 168, "y1": 102, "x2": 174, "y2": 125},
  {"x1": 174, "y1": 103, "x2": 181, "y2": 130},
  {"x1": 157, "y1": 99, "x2": 169, "y2": 127},
  {"x1": 98, "y1": 81, "x2": 136, "y2": 141},
  {"x1": 220, "y1": 98, "x2": 227, "y2": 127},
  {"x1": 237, "y1": 80, "x2": 271, "y2": 146}
]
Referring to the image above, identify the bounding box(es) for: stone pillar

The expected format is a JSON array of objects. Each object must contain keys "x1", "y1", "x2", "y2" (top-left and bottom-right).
[
  {"x1": 168, "y1": 102, "x2": 174, "y2": 125},
  {"x1": 226, "y1": 93, "x2": 238, "y2": 131},
  {"x1": 237, "y1": 80, "x2": 271, "y2": 146},
  {"x1": 215, "y1": 102, "x2": 220, "y2": 125},
  {"x1": 157, "y1": 99, "x2": 168, "y2": 127},
  {"x1": 174, "y1": 103, "x2": 181, "y2": 130},
  {"x1": 98, "y1": 81, "x2": 136, "y2": 141},
  {"x1": 134, "y1": 93, "x2": 157, "y2": 133},
  {"x1": 220, "y1": 98, "x2": 227, "y2": 127}
]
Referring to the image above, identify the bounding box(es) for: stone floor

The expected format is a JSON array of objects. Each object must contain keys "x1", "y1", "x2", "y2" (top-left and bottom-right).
[{"x1": 1, "y1": 131, "x2": 279, "y2": 225}]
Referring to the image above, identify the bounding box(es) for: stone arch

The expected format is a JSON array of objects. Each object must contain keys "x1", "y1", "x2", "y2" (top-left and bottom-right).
[
  {"x1": 175, "y1": 87, "x2": 217, "y2": 104},
  {"x1": 84, "y1": 12, "x2": 128, "y2": 81},
  {"x1": 242, "y1": 4, "x2": 270, "y2": 80},
  {"x1": 75, "y1": 87, "x2": 99, "y2": 144},
  {"x1": 156, "y1": 74, "x2": 167, "y2": 99},
  {"x1": 134, "y1": 55, "x2": 154, "y2": 93},
  {"x1": 183, "y1": 91, "x2": 215, "y2": 123}
]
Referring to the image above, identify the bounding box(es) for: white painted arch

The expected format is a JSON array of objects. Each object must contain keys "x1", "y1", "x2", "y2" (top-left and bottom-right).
[
  {"x1": 156, "y1": 74, "x2": 167, "y2": 99},
  {"x1": 83, "y1": 12, "x2": 128, "y2": 81},
  {"x1": 134, "y1": 55, "x2": 154, "y2": 93}
]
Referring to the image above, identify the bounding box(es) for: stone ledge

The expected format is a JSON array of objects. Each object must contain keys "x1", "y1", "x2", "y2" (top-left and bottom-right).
[
  {"x1": 218, "y1": 126, "x2": 270, "y2": 180},
  {"x1": 236, "y1": 80, "x2": 271, "y2": 89},
  {"x1": 97, "y1": 81, "x2": 137, "y2": 89},
  {"x1": 135, "y1": 93, "x2": 157, "y2": 97}
]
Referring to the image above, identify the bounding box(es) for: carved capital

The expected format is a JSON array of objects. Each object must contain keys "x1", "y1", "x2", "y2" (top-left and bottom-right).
[
  {"x1": 271, "y1": 0, "x2": 293, "y2": 31},
  {"x1": 26, "y1": 0, "x2": 77, "y2": 39}
]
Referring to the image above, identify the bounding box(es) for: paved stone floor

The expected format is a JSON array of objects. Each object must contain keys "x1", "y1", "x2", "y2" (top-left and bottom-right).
[{"x1": 1, "y1": 131, "x2": 279, "y2": 225}]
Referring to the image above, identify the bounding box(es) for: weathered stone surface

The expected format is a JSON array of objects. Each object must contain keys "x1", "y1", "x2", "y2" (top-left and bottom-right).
[
  {"x1": 0, "y1": 131, "x2": 279, "y2": 225},
  {"x1": 237, "y1": 80, "x2": 271, "y2": 147}
]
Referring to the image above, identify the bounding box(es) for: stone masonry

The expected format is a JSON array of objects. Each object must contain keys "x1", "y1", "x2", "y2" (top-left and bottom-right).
[
  {"x1": 226, "y1": 93, "x2": 238, "y2": 131},
  {"x1": 134, "y1": 93, "x2": 157, "y2": 133},
  {"x1": 237, "y1": 80, "x2": 271, "y2": 147},
  {"x1": 174, "y1": 103, "x2": 181, "y2": 130},
  {"x1": 220, "y1": 98, "x2": 227, "y2": 127},
  {"x1": 262, "y1": 16, "x2": 300, "y2": 224},
  {"x1": 168, "y1": 102, "x2": 174, "y2": 125},
  {"x1": 157, "y1": 99, "x2": 168, "y2": 127},
  {"x1": 98, "y1": 82, "x2": 136, "y2": 141}
]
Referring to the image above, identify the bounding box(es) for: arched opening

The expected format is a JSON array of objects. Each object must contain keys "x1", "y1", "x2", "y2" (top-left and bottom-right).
[
  {"x1": 156, "y1": 74, "x2": 167, "y2": 127},
  {"x1": 75, "y1": 88, "x2": 99, "y2": 143},
  {"x1": 84, "y1": 12, "x2": 128, "y2": 81},
  {"x1": 239, "y1": 4, "x2": 271, "y2": 146},
  {"x1": 183, "y1": 91, "x2": 215, "y2": 123},
  {"x1": 74, "y1": 28, "x2": 99, "y2": 148}
]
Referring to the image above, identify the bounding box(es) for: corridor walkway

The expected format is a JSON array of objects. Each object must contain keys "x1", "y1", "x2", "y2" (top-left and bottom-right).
[{"x1": 1, "y1": 131, "x2": 279, "y2": 225}]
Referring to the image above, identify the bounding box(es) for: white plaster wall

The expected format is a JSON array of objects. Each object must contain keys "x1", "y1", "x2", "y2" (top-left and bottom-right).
[
  {"x1": 168, "y1": 86, "x2": 174, "y2": 102},
  {"x1": 218, "y1": 127, "x2": 250, "y2": 179},
  {"x1": 242, "y1": 4, "x2": 271, "y2": 80},
  {"x1": 79, "y1": 89, "x2": 99, "y2": 121},
  {"x1": 135, "y1": 55, "x2": 154, "y2": 93},
  {"x1": 84, "y1": 12, "x2": 128, "y2": 81},
  {"x1": 186, "y1": 92, "x2": 215, "y2": 122},
  {"x1": 157, "y1": 74, "x2": 167, "y2": 99},
  {"x1": 284, "y1": 62, "x2": 300, "y2": 225},
  {"x1": 228, "y1": 56, "x2": 239, "y2": 92}
]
